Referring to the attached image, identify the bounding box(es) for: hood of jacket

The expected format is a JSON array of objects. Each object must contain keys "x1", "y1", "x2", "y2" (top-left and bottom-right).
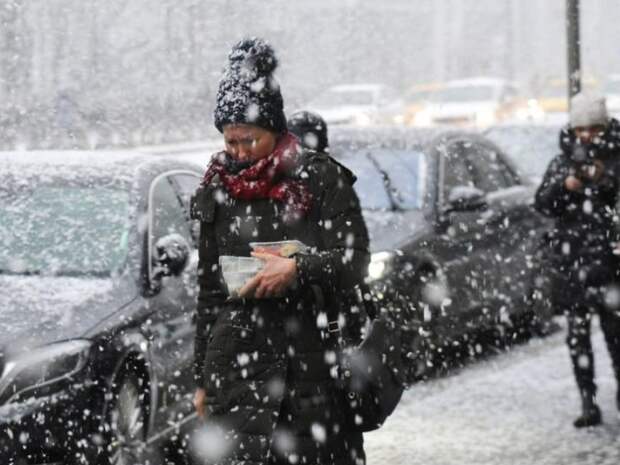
[{"x1": 559, "y1": 117, "x2": 620, "y2": 162}]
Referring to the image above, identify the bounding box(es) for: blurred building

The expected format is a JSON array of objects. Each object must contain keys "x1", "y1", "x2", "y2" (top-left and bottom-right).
[{"x1": 0, "y1": 0, "x2": 619, "y2": 149}]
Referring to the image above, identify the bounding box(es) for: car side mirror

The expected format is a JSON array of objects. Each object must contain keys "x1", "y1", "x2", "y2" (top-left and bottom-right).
[
  {"x1": 444, "y1": 186, "x2": 487, "y2": 213},
  {"x1": 152, "y1": 233, "x2": 190, "y2": 279}
]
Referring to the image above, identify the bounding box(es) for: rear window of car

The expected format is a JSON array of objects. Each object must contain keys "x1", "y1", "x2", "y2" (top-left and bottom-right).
[
  {"x1": 338, "y1": 149, "x2": 427, "y2": 211},
  {"x1": 371, "y1": 149, "x2": 427, "y2": 210},
  {"x1": 339, "y1": 155, "x2": 393, "y2": 210}
]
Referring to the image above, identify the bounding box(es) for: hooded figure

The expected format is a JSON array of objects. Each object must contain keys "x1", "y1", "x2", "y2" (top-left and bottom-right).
[
  {"x1": 191, "y1": 38, "x2": 370, "y2": 465},
  {"x1": 535, "y1": 91, "x2": 620, "y2": 428},
  {"x1": 287, "y1": 110, "x2": 330, "y2": 154}
]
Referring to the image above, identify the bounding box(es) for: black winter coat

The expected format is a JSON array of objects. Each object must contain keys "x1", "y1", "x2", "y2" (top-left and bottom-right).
[
  {"x1": 191, "y1": 150, "x2": 370, "y2": 465},
  {"x1": 534, "y1": 120, "x2": 620, "y2": 288}
]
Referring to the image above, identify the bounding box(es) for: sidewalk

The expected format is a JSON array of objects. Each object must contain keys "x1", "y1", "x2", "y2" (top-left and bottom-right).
[{"x1": 366, "y1": 318, "x2": 620, "y2": 465}]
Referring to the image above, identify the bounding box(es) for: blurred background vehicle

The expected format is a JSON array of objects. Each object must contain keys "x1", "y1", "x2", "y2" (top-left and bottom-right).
[
  {"x1": 530, "y1": 76, "x2": 600, "y2": 125},
  {"x1": 329, "y1": 127, "x2": 554, "y2": 379},
  {"x1": 0, "y1": 152, "x2": 204, "y2": 465},
  {"x1": 604, "y1": 74, "x2": 620, "y2": 118},
  {"x1": 305, "y1": 83, "x2": 405, "y2": 126},
  {"x1": 402, "y1": 82, "x2": 445, "y2": 126},
  {"x1": 411, "y1": 77, "x2": 542, "y2": 128}
]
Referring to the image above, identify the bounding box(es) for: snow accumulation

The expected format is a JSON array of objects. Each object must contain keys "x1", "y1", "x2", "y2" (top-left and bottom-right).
[
  {"x1": 0, "y1": 150, "x2": 149, "y2": 166},
  {"x1": 366, "y1": 318, "x2": 620, "y2": 465}
]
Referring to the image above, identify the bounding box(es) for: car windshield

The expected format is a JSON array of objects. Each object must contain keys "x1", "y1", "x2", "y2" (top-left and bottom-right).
[
  {"x1": 406, "y1": 89, "x2": 437, "y2": 103},
  {"x1": 433, "y1": 85, "x2": 497, "y2": 103},
  {"x1": 338, "y1": 149, "x2": 426, "y2": 211},
  {"x1": 311, "y1": 89, "x2": 376, "y2": 107},
  {"x1": 0, "y1": 182, "x2": 130, "y2": 276}
]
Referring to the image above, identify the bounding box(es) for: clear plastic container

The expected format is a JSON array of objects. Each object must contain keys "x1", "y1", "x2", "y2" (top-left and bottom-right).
[
  {"x1": 219, "y1": 256, "x2": 264, "y2": 297},
  {"x1": 249, "y1": 240, "x2": 309, "y2": 257}
]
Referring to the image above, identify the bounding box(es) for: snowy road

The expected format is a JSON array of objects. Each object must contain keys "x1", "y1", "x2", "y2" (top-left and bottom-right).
[{"x1": 366, "y1": 318, "x2": 620, "y2": 465}]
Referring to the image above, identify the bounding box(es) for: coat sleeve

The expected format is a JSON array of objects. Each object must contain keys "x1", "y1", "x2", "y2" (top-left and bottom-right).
[
  {"x1": 191, "y1": 186, "x2": 227, "y2": 388},
  {"x1": 295, "y1": 157, "x2": 371, "y2": 299},
  {"x1": 534, "y1": 155, "x2": 581, "y2": 218},
  {"x1": 593, "y1": 168, "x2": 619, "y2": 207}
]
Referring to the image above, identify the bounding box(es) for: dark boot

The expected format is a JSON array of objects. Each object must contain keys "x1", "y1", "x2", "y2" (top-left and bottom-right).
[{"x1": 573, "y1": 394, "x2": 602, "y2": 428}]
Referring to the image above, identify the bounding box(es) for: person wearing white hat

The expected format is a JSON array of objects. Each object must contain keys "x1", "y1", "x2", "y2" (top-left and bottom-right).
[{"x1": 535, "y1": 91, "x2": 620, "y2": 428}]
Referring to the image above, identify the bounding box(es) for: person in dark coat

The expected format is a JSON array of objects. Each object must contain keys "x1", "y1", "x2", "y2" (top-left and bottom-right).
[
  {"x1": 287, "y1": 110, "x2": 330, "y2": 154},
  {"x1": 535, "y1": 92, "x2": 620, "y2": 428},
  {"x1": 191, "y1": 38, "x2": 370, "y2": 465}
]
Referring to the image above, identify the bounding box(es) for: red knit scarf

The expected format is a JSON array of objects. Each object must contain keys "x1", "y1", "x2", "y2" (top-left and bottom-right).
[{"x1": 203, "y1": 132, "x2": 312, "y2": 222}]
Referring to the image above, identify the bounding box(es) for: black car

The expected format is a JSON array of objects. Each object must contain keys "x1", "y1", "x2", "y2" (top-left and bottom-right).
[
  {"x1": 0, "y1": 151, "x2": 205, "y2": 464},
  {"x1": 329, "y1": 128, "x2": 554, "y2": 377}
]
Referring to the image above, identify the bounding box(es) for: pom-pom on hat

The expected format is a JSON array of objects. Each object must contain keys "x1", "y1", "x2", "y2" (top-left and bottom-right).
[
  {"x1": 214, "y1": 38, "x2": 287, "y2": 134},
  {"x1": 570, "y1": 91, "x2": 609, "y2": 128}
]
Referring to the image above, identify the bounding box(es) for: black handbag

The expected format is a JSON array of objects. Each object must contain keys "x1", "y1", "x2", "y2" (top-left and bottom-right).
[{"x1": 315, "y1": 284, "x2": 405, "y2": 432}]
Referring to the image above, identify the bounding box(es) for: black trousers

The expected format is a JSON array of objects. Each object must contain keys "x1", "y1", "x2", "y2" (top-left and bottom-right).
[{"x1": 553, "y1": 275, "x2": 620, "y2": 397}]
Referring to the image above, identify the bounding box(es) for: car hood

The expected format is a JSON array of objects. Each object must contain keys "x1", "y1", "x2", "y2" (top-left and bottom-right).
[
  {"x1": 363, "y1": 209, "x2": 427, "y2": 252},
  {"x1": 0, "y1": 275, "x2": 135, "y2": 352}
]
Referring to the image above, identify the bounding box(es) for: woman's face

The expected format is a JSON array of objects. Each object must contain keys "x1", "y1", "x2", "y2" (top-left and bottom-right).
[
  {"x1": 223, "y1": 125, "x2": 278, "y2": 163},
  {"x1": 574, "y1": 124, "x2": 606, "y2": 144}
]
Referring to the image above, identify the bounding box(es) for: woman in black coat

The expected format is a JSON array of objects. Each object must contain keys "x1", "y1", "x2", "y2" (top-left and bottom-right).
[
  {"x1": 191, "y1": 38, "x2": 370, "y2": 465},
  {"x1": 535, "y1": 92, "x2": 620, "y2": 428}
]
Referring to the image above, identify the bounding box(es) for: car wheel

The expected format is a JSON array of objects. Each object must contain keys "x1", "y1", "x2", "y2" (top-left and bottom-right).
[{"x1": 101, "y1": 370, "x2": 152, "y2": 465}]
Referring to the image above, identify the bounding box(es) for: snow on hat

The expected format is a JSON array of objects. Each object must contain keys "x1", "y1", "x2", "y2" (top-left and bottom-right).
[
  {"x1": 570, "y1": 91, "x2": 609, "y2": 128},
  {"x1": 214, "y1": 38, "x2": 287, "y2": 134}
]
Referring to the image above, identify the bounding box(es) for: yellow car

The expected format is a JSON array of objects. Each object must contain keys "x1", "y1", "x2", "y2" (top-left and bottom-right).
[
  {"x1": 403, "y1": 82, "x2": 444, "y2": 126},
  {"x1": 407, "y1": 78, "x2": 541, "y2": 128},
  {"x1": 533, "y1": 77, "x2": 600, "y2": 123}
]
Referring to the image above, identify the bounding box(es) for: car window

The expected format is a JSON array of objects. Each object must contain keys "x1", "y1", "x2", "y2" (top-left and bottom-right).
[
  {"x1": 442, "y1": 142, "x2": 476, "y2": 202},
  {"x1": 150, "y1": 176, "x2": 193, "y2": 249},
  {"x1": 464, "y1": 143, "x2": 516, "y2": 192},
  {"x1": 338, "y1": 154, "x2": 393, "y2": 210},
  {"x1": 484, "y1": 126, "x2": 558, "y2": 180}
]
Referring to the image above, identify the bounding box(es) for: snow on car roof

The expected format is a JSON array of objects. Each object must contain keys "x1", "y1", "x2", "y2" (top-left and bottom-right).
[
  {"x1": 0, "y1": 150, "x2": 150, "y2": 167},
  {"x1": 329, "y1": 126, "x2": 459, "y2": 153},
  {"x1": 445, "y1": 77, "x2": 512, "y2": 88},
  {"x1": 328, "y1": 83, "x2": 387, "y2": 93},
  {"x1": 0, "y1": 150, "x2": 203, "y2": 184}
]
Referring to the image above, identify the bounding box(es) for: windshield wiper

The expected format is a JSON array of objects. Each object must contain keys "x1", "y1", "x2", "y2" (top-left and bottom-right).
[
  {"x1": 0, "y1": 269, "x2": 109, "y2": 278},
  {"x1": 0, "y1": 269, "x2": 41, "y2": 276},
  {"x1": 365, "y1": 152, "x2": 402, "y2": 212}
]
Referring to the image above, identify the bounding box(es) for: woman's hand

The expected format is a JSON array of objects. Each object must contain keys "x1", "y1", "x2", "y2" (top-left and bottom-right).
[
  {"x1": 565, "y1": 175, "x2": 583, "y2": 192},
  {"x1": 194, "y1": 388, "x2": 207, "y2": 418},
  {"x1": 578, "y1": 159, "x2": 605, "y2": 182},
  {"x1": 239, "y1": 252, "x2": 297, "y2": 299}
]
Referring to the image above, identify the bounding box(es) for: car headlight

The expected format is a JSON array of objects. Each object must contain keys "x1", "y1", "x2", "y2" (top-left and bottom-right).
[
  {"x1": 0, "y1": 340, "x2": 91, "y2": 404},
  {"x1": 475, "y1": 108, "x2": 496, "y2": 127},
  {"x1": 354, "y1": 112, "x2": 373, "y2": 126},
  {"x1": 392, "y1": 114, "x2": 406, "y2": 125},
  {"x1": 413, "y1": 109, "x2": 433, "y2": 126},
  {"x1": 367, "y1": 251, "x2": 394, "y2": 282}
]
